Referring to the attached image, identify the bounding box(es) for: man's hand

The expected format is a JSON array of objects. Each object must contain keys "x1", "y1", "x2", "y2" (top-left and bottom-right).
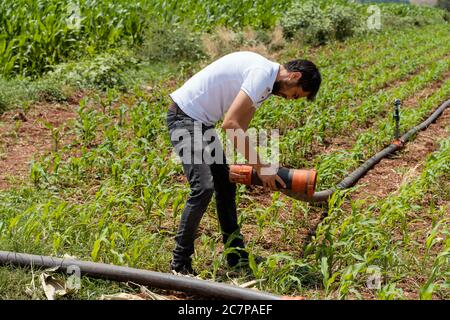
[{"x1": 254, "y1": 164, "x2": 287, "y2": 191}]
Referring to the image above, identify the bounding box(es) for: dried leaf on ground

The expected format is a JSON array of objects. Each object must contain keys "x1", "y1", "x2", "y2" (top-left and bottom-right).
[
  {"x1": 100, "y1": 293, "x2": 146, "y2": 300},
  {"x1": 40, "y1": 272, "x2": 74, "y2": 300}
]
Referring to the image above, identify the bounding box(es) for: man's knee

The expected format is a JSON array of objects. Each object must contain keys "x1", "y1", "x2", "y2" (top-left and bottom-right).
[{"x1": 190, "y1": 180, "x2": 214, "y2": 205}]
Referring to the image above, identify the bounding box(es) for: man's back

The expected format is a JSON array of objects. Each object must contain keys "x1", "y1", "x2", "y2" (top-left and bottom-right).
[{"x1": 170, "y1": 51, "x2": 279, "y2": 125}]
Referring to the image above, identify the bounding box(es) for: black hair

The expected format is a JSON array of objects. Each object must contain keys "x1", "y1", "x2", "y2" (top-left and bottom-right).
[{"x1": 284, "y1": 59, "x2": 321, "y2": 101}]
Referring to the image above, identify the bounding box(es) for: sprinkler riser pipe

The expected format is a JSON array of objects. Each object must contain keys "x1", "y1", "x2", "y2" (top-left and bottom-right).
[{"x1": 394, "y1": 99, "x2": 401, "y2": 140}]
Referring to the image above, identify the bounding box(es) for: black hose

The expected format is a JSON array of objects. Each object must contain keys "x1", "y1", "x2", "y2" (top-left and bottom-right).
[
  {"x1": 282, "y1": 99, "x2": 450, "y2": 203},
  {"x1": 0, "y1": 250, "x2": 280, "y2": 300}
]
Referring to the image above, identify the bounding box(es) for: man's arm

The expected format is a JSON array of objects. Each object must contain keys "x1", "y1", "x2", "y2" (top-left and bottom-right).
[
  {"x1": 222, "y1": 90, "x2": 259, "y2": 164},
  {"x1": 221, "y1": 90, "x2": 286, "y2": 190}
]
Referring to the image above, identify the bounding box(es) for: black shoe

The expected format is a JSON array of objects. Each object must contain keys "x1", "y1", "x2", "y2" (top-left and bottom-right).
[
  {"x1": 226, "y1": 250, "x2": 247, "y2": 268},
  {"x1": 170, "y1": 262, "x2": 198, "y2": 276},
  {"x1": 227, "y1": 250, "x2": 265, "y2": 268},
  {"x1": 252, "y1": 254, "x2": 266, "y2": 265}
]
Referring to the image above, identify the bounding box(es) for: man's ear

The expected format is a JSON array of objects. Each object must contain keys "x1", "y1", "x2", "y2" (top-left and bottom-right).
[{"x1": 290, "y1": 71, "x2": 302, "y2": 82}]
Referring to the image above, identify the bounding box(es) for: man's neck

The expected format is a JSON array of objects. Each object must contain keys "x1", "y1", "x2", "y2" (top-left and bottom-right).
[{"x1": 276, "y1": 65, "x2": 289, "y2": 82}]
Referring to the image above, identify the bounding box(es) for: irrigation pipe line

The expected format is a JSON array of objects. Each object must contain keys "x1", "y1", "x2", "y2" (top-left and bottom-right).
[
  {"x1": 0, "y1": 100, "x2": 448, "y2": 299},
  {"x1": 282, "y1": 98, "x2": 450, "y2": 202},
  {"x1": 0, "y1": 250, "x2": 281, "y2": 300}
]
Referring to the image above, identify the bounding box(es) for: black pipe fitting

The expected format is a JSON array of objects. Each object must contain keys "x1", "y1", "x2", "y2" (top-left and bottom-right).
[{"x1": 394, "y1": 99, "x2": 401, "y2": 140}]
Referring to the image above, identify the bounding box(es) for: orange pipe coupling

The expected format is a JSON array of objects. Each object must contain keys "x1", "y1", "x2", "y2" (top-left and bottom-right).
[{"x1": 229, "y1": 165, "x2": 317, "y2": 198}]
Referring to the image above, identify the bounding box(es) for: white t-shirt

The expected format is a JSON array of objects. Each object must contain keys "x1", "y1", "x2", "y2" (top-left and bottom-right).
[{"x1": 170, "y1": 51, "x2": 280, "y2": 125}]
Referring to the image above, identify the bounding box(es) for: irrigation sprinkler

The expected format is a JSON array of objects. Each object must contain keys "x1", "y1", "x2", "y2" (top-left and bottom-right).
[{"x1": 393, "y1": 99, "x2": 401, "y2": 143}]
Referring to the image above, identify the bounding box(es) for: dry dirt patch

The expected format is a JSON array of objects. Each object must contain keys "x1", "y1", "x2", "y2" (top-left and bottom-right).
[{"x1": 0, "y1": 103, "x2": 78, "y2": 189}]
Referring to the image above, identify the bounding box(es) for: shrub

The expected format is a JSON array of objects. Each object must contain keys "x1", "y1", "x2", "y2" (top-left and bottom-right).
[
  {"x1": 255, "y1": 29, "x2": 272, "y2": 46},
  {"x1": 281, "y1": 1, "x2": 448, "y2": 45},
  {"x1": 139, "y1": 23, "x2": 205, "y2": 62},
  {"x1": 0, "y1": 77, "x2": 36, "y2": 112},
  {"x1": 281, "y1": 2, "x2": 333, "y2": 45},
  {"x1": 327, "y1": 4, "x2": 359, "y2": 41},
  {"x1": 46, "y1": 49, "x2": 138, "y2": 90},
  {"x1": 0, "y1": 75, "x2": 74, "y2": 112},
  {"x1": 0, "y1": 48, "x2": 139, "y2": 113},
  {"x1": 33, "y1": 79, "x2": 74, "y2": 103},
  {"x1": 281, "y1": 2, "x2": 361, "y2": 45}
]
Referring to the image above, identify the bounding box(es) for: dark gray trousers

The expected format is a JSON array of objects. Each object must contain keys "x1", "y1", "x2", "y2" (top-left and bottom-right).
[{"x1": 166, "y1": 105, "x2": 245, "y2": 268}]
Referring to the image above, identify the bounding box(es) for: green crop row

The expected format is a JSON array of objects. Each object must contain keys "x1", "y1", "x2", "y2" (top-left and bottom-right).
[
  {"x1": 314, "y1": 64, "x2": 450, "y2": 187},
  {"x1": 254, "y1": 24, "x2": 450, "y2": 130},
  {"x1": 268, "y1": 29, "x2": 450, "y2": 164},
  {"x1": 303, "y1": 137, "x2": 450, "y2": 299}
]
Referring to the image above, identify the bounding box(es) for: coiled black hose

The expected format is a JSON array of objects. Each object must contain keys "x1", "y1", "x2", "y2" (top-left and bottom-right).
[{"x1": 282, "y1": 99, "x2": 450, "y2": 202}]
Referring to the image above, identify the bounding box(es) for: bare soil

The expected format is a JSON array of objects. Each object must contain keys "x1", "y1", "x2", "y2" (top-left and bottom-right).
[{"x1": 0, "y1": 102, "x2": 78, "y2": 189}]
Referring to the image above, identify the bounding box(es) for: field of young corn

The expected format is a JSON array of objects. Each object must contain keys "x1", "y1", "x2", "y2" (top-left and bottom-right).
[{"x1": 0, "y1": 0, "x2": 449, "y2": 300}]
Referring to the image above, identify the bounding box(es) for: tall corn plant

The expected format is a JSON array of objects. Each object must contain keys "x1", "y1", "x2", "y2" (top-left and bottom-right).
[{"x1": 0, "y1": 0, "x2": 147, "y2": 78}]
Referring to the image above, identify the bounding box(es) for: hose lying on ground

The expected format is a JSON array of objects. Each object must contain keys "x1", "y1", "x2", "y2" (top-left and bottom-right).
[
  {"x1": 281, "y1": 98, "x2": 450, "y2": 202},
  {"x1": 0, "y1": 250, "x2": 281, "y2": 300}
]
